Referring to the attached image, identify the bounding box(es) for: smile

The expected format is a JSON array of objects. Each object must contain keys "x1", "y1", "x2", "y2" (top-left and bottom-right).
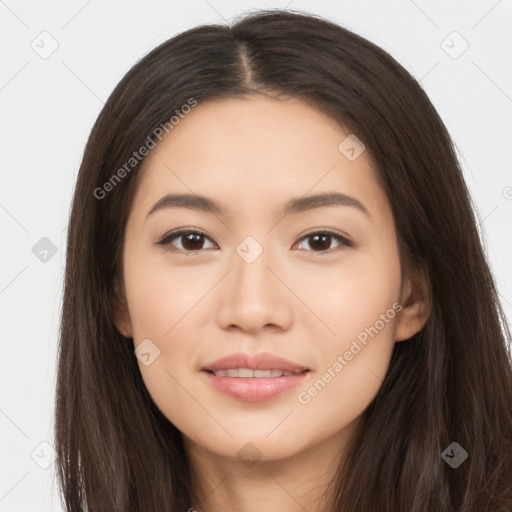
[{"x1": 200, "y1": 352, "x2": 311, "y2": 401}]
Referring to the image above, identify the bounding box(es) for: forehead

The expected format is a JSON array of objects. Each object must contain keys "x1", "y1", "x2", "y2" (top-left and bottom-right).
[{"x1": 130, "y1": 95, "x2": 391, "y2": 227}]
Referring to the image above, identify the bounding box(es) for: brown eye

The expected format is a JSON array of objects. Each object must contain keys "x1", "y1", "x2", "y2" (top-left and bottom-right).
[
  {"x1": 157, "y1": 230, "x2": 216, "y2": 252},
  {"x1": 295, "y1": 230, "x2": 353, "y2": 253}
]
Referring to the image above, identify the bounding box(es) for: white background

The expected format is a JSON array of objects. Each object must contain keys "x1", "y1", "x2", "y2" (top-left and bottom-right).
[{"x1": 1, "y1": 1, "x2": 511, "y2": 510}]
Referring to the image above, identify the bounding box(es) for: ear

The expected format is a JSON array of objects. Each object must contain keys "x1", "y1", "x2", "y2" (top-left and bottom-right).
[
  {"x1": 110, "y1": 278, "x2": 133, "y2": 338},
  {"x1": 395, "y1": 262, "x2": 431, "y2": 342}
]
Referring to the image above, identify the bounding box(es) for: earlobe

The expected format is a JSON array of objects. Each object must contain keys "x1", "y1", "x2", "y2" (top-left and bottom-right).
[
  {"x1": 394, "y1": 265, "x2": 431, "y2": 342},
  {"x1": 110, "y1": 280, "x2": 133, "y2": 338}
]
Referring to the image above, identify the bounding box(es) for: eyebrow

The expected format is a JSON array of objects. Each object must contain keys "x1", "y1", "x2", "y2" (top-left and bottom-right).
[{"x1": 146, "y1": 192, "x2": 370, "y2": 221}]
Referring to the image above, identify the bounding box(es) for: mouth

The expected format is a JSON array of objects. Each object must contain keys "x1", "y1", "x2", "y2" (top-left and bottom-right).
[{"x1": 200, "y1": 352, "x2": 311, "y2": 401}]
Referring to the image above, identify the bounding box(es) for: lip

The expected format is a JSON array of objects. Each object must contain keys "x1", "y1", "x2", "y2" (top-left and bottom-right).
[
  {"x1": 201, "y1": 352, "x2": 310, "y2": 402},
  {"x1": 201, "y1": 352, "x2": 308, "y2": 373}
]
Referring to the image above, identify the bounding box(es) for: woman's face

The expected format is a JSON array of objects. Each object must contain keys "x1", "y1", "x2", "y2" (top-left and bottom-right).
[{"x1": 116, "y1": 95, "x2": 418, "y2": 464}]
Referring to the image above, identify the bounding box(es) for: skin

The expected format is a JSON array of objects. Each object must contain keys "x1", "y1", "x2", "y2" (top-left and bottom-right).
[{"x1": 113, "y1": 95, "x2": 429, "y2": 511}]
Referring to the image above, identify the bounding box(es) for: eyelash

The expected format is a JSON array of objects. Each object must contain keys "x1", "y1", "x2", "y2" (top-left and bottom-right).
[{"x1": 156, "y1": 228, "x2": 354, "y2": 255}]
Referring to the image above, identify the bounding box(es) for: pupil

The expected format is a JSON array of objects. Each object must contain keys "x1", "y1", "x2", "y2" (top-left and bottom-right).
[
  {"x1": 310, "y1": 234, "x2": 330, "y2": 251},
  {"x1": 183, "y1": 233, "x2": 203, "y2": 250}
]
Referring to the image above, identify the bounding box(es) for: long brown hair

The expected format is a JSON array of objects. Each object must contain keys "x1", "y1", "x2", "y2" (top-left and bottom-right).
[{"x1": 55, "y1": 9, "x2": 512, "y2": 511}]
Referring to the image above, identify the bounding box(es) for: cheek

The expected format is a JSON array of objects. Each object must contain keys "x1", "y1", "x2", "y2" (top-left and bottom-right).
[
  {"x1": 123, "y1": 252, "x2": 217, "y2": 422},
  {"x1": 292, "y1": 290, "x2": 399, "y2": 440},
  {"x1": 124, "y1": 248, "x2": 211, "y2": 340},
  {"x1": 294, "y1": 250, "x2": 401, "y2": 342},
  {"x1": 291, "y1": 251, "x2": 401, "y2": 416}
]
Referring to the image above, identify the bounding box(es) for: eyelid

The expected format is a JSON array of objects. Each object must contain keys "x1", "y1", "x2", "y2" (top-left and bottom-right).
[
  {"x1": 297, "y1": 227, "x2": 352, "y2": 244},
  {"x1": 156, "y1": 228, "x2": 215, "y2": 249}
]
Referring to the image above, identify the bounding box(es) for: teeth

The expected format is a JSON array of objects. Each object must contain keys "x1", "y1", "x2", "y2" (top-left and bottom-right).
[
  {"x1": 212, "y1": 368, "x2": 300, "y2": 378},
  {"x1": 254, "y1": 370, "x2": 272, "y2": 378}
]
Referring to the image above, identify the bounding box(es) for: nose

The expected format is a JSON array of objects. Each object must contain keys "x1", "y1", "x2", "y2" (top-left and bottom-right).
[{"x1": 215, "y1": 242, "x2": 294, "y2": 334}]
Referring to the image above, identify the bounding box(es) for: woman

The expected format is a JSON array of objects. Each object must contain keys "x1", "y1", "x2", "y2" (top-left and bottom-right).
[{"x1": 55, "y1": 9, "x2": 512, "y2": 511}]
